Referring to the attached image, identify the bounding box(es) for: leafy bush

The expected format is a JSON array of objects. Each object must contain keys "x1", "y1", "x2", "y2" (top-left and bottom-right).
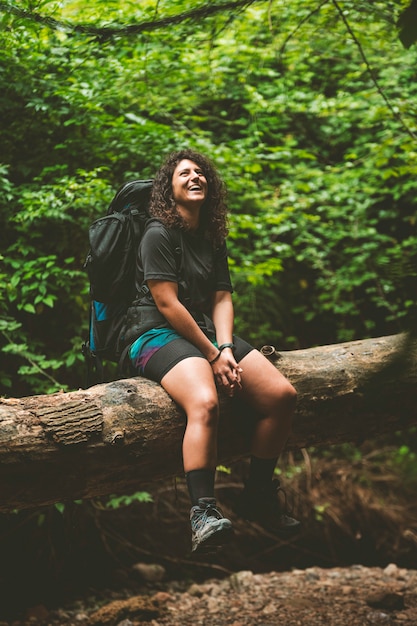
[{"x1": 1, "y1": 0, "x2": 416, "y2": 395}]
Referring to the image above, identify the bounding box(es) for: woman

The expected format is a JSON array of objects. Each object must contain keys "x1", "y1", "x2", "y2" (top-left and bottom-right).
[{"x1": 128, "y1": 149, "x2": 299, "y2": 553}]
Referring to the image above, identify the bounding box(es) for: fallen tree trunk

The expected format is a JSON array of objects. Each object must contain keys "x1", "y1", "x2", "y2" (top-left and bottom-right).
[{"x1": 0, "y1": 333, "x2": 416, "y2": 513}]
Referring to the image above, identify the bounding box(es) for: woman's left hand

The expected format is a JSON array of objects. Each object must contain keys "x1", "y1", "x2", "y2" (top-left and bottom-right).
[{"x1": 211, "y1": 349, "x2": 242, "y2": 397}]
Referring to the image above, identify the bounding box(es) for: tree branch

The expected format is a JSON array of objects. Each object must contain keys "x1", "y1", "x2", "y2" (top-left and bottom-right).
[
  {"x1": 278, "y1": 0, "x2": 331, "y2": 57},
  {"x1": 0, "y1": 329, "x2": 63, "y2": 388},
  {"x1": 0, "y1": 0, "x2": 260, "y2": 38},
  {"x1": 332, "y1": 0, "x2": 416, "y2": 140}
]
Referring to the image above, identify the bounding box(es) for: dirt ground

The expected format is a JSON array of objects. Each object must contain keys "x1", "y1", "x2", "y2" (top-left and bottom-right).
[
  {"x1": 1, "y1": 451, "x2": 417, "y2": 626},
  {"x1": 13, "y1": 563, "x2": 417, "y2": 626}
]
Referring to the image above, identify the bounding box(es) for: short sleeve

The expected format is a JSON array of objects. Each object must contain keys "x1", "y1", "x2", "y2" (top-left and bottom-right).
[{"x1": 139, "y1": 222, "x2": 178, "y2": 283}]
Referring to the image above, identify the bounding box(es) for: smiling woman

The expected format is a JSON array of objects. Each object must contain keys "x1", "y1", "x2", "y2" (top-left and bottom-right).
[{"x1": 119, "y1": 149, "x2": 301, "y2": 554}]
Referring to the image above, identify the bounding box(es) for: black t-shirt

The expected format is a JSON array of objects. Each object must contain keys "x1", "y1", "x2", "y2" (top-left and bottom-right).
[{"x1": 136, "y1": 220, "x2": 233, "y2": 317}]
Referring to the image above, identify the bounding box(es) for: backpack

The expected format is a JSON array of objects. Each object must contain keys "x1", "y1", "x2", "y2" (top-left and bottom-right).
[{"x1": 82, "y1": 179, "x2": 155, "y2": 386}]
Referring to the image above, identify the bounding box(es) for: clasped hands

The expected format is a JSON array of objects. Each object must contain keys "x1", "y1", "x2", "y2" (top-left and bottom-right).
[{"x1": 211, "y1": 350, "x2": 242, "y2": 397}]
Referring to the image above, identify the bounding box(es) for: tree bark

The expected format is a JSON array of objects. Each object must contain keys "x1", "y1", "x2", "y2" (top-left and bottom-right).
[{"x1": 0, "y1": 333, "x2": 416, "y2": 513}]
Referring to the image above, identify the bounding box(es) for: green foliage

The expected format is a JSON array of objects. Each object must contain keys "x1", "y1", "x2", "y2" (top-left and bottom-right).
[
  {"x1": 274, "y1": 462, "x2": 304, "y2": 480},
  {"x1": 314, "y1": 502, "x2": 331, "y2": 522},
  {"x1": 1, "y1": 0, "x2": 416, "y2": 395},
  {"x1": 392, "y1": 445, "x2": 417, "y2": 486},
  {"x1": 104, "y1": 491, "x2": 153, "y2": 509},
  {"x1": 310, "y1": 431, "x2": 417, "y2": 489},
  {"x1": 318, "y1": 443, "x2": 364, "y2": 463}
]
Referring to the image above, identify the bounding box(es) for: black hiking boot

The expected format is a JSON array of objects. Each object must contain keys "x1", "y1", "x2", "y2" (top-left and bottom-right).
[
  {"x1": 190, "y1": 497, "x2": 233, "y2": 553},
  {"x1": 233, "y1": 479, "x2": 301, "y2": 534}
]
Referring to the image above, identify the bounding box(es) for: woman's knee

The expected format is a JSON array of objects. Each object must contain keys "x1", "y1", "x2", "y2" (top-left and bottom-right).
[
  {"x1": 264, "y1": 379, "x2": 297, "y2": 426},
  {"x1": 275, "y1": 380, "x2": 297, "y2": 425},
  {"x1": 186, "y1": 389, "x2": 219, "y2": 428}
]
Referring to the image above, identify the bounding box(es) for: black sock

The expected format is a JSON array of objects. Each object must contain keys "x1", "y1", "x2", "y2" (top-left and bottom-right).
[
  {"x1": 247, "y1": 456, "x2": 278, "y2": 489},
  {"x1": 185, "y1": 469, "x2": 215, "y2": 506}
]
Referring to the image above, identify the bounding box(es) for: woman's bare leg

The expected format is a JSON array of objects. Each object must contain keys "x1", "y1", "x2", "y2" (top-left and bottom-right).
[
  {"x1": 233, "y1": 349, "x2": 300, "y2": 531},
  {"x1": 238, "y1": 349, "x2": 297, "y2": 458},
  {"x1": 160, "y1": 356, "x2": 219, "y2": 472},
  {"x1": 161, "y1": 356, "x2": 233, "y2": 551}
]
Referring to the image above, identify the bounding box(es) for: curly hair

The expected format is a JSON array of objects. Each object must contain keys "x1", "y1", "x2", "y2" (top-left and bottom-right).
[{"x1": 149, "y1": 149, "x2": 228, "y2": 246}]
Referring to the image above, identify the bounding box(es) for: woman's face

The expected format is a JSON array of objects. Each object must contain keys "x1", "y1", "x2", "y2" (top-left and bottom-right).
[{"x1": 171, "y1": 159, "x2": 208, "y2": 208}]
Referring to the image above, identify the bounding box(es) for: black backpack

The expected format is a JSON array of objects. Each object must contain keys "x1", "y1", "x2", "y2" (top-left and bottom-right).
[{"x1": 82, "y1": 179, "x2": 154, "y2": 386}]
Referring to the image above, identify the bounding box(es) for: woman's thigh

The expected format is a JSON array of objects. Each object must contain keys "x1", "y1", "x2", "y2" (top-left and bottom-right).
[
  {"x1": 238, "y1": 349, "x2": 296, "y2": 414},
  {"x1": 161, "y1": 356, "x2": 219, "y2": 415}
]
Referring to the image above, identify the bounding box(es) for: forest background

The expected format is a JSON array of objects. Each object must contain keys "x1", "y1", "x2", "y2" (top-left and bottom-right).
[
  {"x1": 1, "y1": 0, "x2": 417, "y2": 398},
  {"x1": 0, "y1": 0, "x2": 417, "y2": 613}
]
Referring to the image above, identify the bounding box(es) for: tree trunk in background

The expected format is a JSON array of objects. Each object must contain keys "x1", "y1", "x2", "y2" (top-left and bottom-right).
[{"x1": 0, "y1": 333, "x2": 416, "y2": 513}]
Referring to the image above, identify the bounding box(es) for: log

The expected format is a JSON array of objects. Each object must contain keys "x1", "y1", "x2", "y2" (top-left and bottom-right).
[{"x1": 0, "y1": 333, "x2": 416, "y2": 513}]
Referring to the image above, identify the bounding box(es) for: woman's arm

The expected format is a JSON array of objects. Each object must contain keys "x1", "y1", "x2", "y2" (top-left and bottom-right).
[
  {"x1": 211, "y1": 290, "x2": 234, "y2": 347},
  {"x1": 148, "y1": 281, "x2": 241, "y2": 395},
  {"x1": 147, "y1": 279, "x2": 220, "y2": 364}
]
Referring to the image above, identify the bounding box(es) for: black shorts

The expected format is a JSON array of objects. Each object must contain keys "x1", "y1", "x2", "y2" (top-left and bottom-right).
[{"x1": 143, "y1": 334, "x2": 254, "y2": 383}]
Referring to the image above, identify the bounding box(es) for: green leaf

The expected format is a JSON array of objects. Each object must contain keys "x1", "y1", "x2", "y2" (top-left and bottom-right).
[{"x1": 21, "y1": 303, "x2": 36, "y2": 314}]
